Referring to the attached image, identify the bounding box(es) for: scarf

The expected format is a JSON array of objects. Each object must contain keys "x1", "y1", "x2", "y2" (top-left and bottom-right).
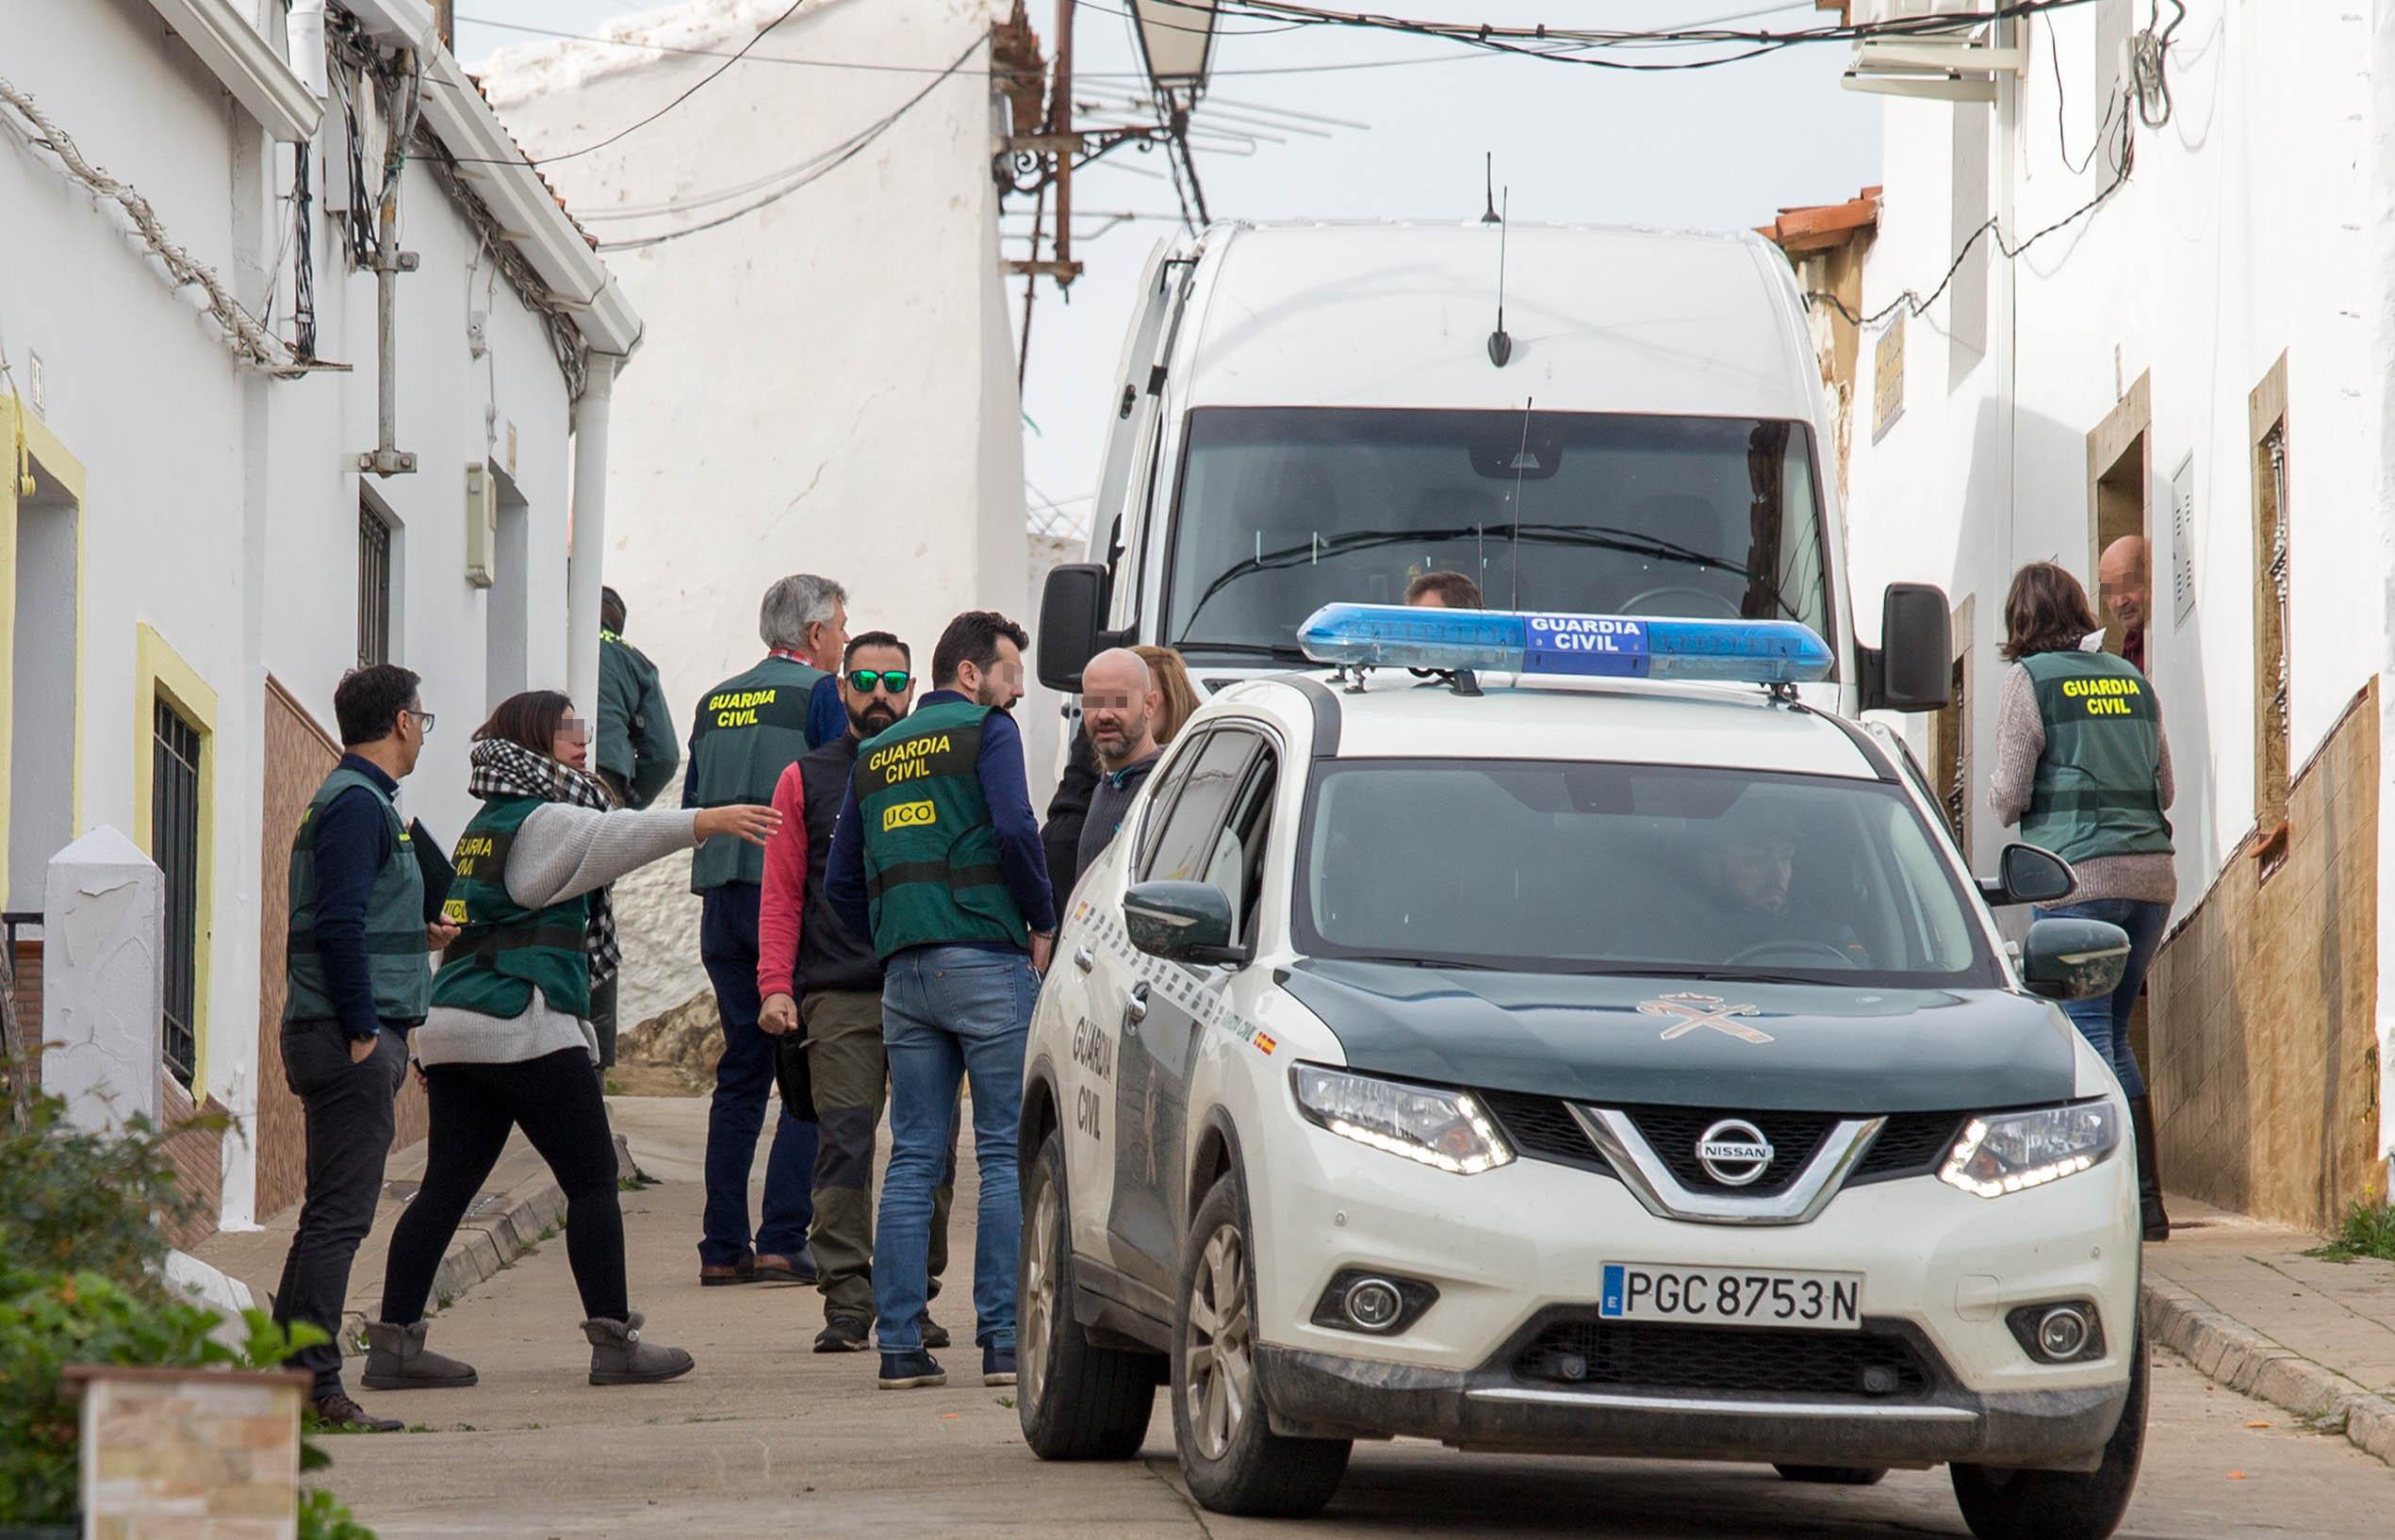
[{"x1": 466, "y1": 738, "x2": 621, "y2": 990}]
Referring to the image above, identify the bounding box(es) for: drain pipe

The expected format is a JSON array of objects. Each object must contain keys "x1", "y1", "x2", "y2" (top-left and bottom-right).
[
  {"x1": 289, "y1": 0, "x2": 329, "y2": 99},
  {"x1": 566, "y1": 355, "x2": 616, "y2": 712}
]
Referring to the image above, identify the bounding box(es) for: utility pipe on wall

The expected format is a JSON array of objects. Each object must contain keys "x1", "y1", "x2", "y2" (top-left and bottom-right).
[{"x1": 566, "y1": 354, "x2": 616, "y2": 713}]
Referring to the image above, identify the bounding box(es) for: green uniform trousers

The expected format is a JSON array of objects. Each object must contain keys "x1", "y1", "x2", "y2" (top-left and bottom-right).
[{"x1": 801, "y1": 989, "x2": 956, "y2": 1322}]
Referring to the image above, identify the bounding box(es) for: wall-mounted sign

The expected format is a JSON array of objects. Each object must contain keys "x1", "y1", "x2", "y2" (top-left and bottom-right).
[{"x1": 1872, "y1": 314, "x2": 1905, "y2": 443}]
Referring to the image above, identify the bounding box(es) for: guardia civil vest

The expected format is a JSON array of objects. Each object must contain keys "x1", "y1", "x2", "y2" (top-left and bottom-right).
[
  {"x1": 285, "y1": 765, "x2": 430, "y2": 1025},
  {"x1": 854, "y1": 699, "x2": 1027, "y2": 958},
  {"x1": 687, "y1": 655, "x2": 827, "y2": 893},
  {"x1": 2021, "y1": 649, "x2": 2173, "y2": 864},
  {"x1": 430, "y1": 795, "x2": 592, "y2": 1019}
]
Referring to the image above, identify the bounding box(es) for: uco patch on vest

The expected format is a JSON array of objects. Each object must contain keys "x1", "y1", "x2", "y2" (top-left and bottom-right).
[{"x1": 882, "y1": 799, "x2": 937, "y2": 831}]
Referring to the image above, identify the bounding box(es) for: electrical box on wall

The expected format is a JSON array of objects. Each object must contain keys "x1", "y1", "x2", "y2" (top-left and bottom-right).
[{"x1": 465, "y1": 461, "x2": 498, "y2": 588}]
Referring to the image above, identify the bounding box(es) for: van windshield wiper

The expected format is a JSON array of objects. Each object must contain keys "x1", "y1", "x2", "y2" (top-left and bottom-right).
[{"x1": 1172, "y1": 641, "x2": 1315, "y2": 664}]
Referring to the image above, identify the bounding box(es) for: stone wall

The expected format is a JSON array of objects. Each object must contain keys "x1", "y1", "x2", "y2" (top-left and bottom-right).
[{"x1": 2148, "y1": 680, "x2": 2381, "y2": 1228}]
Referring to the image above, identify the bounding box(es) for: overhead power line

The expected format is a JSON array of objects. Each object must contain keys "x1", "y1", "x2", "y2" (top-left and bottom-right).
[{"x1": 596, "y1": 36, "x2": 987, "y2": 252}]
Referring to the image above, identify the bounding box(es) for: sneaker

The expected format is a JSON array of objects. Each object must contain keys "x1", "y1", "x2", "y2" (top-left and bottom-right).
[
  {"x1": 919, "y1": 1310, "x2": 951, "y2": 1351},
  {"x1": 309, "y1": 1391, "x2": 402, "y2": 1433},
  {"x1": 877, "y1": 1349, "x2": 946, "y2": 1389},
  {"x1": 814, "y1": 1316, "x2": 872, "y2": 1353},
  {"x1": 981, "y1": 1344, "x2": 1017, "y2": 1387}
]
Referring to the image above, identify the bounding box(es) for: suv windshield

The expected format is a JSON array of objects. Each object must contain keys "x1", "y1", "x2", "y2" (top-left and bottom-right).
[
  {"x1": 1298, "y1": 760, "x2": 1994, "y2": 987},
  {"x1": 1162, "y1": 407, "x2": 1830, "y2": 664}
]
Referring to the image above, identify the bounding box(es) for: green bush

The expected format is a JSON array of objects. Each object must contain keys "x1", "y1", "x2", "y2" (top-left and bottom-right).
[{"x1": 0, "y1": 1083, "x2": 372, "y2": 1538}]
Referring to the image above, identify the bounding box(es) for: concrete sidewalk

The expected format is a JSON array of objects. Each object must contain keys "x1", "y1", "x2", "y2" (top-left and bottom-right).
[
  {"x1": 2141, "y1": 1196, "x2": 2395, "y2": 1468},
  {"x1": 193, "y1": 1122, "x2": 631, "y2": 1358}
]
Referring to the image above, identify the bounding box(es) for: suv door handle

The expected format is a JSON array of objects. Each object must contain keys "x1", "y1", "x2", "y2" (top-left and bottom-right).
[
  {"x1": 1124, "y1": 983, "x2": 1149, "y2": 1024},
  {"x1": 1074, "y1": 945, "x2": 1095, "y2": 974}
]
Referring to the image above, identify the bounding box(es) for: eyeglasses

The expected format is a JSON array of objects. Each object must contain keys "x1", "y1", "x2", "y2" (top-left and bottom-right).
[
  {"x1": 846, "y1": 669, "x2": 910, "y2": 694},
  {"x1": 405, "y1": 709, "x2": 436, "y2": 736}
]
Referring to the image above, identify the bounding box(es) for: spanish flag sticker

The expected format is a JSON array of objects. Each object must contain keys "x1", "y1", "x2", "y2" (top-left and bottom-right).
[{"x1": 1253, "y1": 1031, "x2": 1277, "y2": 1056}]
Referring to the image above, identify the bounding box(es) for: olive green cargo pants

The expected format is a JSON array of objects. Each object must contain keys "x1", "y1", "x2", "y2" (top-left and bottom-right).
[{"x1": 801, "y1": 990, "x2": 955, "y2": 1323}]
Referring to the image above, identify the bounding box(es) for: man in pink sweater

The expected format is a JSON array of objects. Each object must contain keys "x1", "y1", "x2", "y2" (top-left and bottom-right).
[{"x1": 757, "y1": 633, "x2": 958, "y2": 1352}]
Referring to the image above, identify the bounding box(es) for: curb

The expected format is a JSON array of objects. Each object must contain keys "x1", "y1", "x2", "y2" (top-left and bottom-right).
[
  {"x1": 336, "y1": 1132, "x2": 639, "y2": 1356},
  {"x1": 2141, "y1": 1273, "x2": 2395, "y2": 1468}
]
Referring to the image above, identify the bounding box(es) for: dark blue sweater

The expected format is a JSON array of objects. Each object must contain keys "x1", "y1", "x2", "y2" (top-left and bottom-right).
[{"x1": 309, "y1": 754, "x2": 402, "y2": 1040}]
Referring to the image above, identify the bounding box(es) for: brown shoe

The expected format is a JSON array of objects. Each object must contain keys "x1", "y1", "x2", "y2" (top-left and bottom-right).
[
  {"x1": 699, "y1": 1253, "x2": 757, "y2": 1287},
  {"x1": 310, "y1": 1391, "x2": 402, "y2": 1433},
  {"x1": 753, "y1": 1251, "x2": 818, "y2": 1286}
]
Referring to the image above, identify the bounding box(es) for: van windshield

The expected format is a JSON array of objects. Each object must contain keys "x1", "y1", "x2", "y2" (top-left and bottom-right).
[{"x1": 1159, "y1": 407, "x2": 1831, "y2": 664}]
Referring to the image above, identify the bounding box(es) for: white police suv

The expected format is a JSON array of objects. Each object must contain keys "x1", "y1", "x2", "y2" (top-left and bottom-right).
[{"x1": 1014, "y1": 604, "x2": 2144, "y2": 1538}]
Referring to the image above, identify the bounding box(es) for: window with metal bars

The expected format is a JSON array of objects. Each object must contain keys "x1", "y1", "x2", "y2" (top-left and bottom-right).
[
  {"x1": 153, "y1": 701, "x2": 203, "y2": 1089},
  {"x1": 358, "y1": 498, "x2": 391, "y2": 668}
]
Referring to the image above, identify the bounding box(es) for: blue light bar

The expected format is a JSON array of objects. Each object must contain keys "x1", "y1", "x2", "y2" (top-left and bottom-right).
[{"x1": 1295, "y1": 603, "x2": 1835, "y2": 685}]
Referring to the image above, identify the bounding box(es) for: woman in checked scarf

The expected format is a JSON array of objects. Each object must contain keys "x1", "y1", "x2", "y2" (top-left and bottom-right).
[{"x1": 363, "y1": 690, "x2": 779, "y2": 1391}]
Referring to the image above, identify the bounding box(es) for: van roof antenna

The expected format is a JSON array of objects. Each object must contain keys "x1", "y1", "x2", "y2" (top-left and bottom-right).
[
  {"x1": 1481, "y1": 153, "x2": 1501, "y2": 224},
  {"x1": 1486, "y1": 186, "x2": 1512, "y2": 369}
]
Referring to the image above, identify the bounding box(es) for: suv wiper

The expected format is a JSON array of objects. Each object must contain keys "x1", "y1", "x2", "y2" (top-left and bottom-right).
[
  {"x1": 1598, "y1": 966, "x2": 1825, "y2": 987},
  {"x1": 1332, "y1": 954, "x2": 1498, "y2": 972}
]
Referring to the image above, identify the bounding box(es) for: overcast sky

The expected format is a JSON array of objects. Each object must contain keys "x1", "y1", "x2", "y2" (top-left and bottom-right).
[{"x1": 458, "y1": 1, "x2": 1881, "y2": 542}]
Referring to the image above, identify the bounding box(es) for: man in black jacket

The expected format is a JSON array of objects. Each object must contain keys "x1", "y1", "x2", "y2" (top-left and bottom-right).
[
  {"x1": 1070, "y1": 648, "x2": 1165, "y2": 886},
  {"x1": 756, "y1": 633, "x2": 954, "y2": 1352}
]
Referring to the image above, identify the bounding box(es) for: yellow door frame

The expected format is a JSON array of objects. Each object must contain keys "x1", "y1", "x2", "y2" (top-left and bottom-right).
[
  {"x1": 0, "y1": 390, "x2": 89, "y2": 907},
  {"x1": 132, "y1": 624, "x2": 219, "y2": 1095}
]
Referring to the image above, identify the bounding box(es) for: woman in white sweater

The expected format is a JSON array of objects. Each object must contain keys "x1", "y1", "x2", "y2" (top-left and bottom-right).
[{"x1": 362, "y1": 691, "x2": 778, "y2": 1390}]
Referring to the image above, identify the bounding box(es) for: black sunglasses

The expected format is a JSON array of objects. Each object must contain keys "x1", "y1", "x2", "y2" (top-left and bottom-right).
[{"x1": 846, "y1": 668, "x2": 910, "y2": 693}]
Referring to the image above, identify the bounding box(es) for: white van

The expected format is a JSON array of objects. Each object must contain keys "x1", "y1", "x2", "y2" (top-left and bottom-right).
[{"x1": 1035, "y1": 219, "x2": 1952, "y2": 716}]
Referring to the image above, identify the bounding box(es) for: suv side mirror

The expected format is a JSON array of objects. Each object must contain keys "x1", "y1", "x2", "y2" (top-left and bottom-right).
[
  {"x1": 1977, "y1": 843, "x2": 2077, "y2": 908},
  {"x1": 1037, "y1": 563, "x2": 1110, "y2": 692},
  {"x1": 1124, "y1": 880, "x2": 1252, "y2": 968},
  {"x1": 2019, "y1": 918, "x2": 2130, "y2": 1002},
  {"x1": 1860, "y1": 582, "x2": 1953, "y2": 713}
]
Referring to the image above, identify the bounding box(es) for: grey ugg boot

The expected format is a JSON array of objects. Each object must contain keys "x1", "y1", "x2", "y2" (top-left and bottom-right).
[
  {"x1": 582, "y1": 1312, "x2": 695, "y2": 1386},
  {"x1": 360, "y1": 1319, "x2": 479, "y2": 1390}
]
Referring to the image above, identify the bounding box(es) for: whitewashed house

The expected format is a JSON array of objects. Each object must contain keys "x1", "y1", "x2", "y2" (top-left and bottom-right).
[
  {"x1": 1798, "y1": 0, "x2": 2394, "y2": 1225},
  {"x1": 476, "y1": 0, "x2": 1041, "y2": 1028},
  {"x1": 2, "y1": 0, "x2": 639, "y2": 1240}
]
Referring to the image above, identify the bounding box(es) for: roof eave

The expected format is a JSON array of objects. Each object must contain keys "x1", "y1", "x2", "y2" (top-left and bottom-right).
[
  {"x1": 339, "y1": 0, "x2": 642, "y2": 361},
  {"x1": 145, "y1": 0, "x2": 322, "y2": 143}
]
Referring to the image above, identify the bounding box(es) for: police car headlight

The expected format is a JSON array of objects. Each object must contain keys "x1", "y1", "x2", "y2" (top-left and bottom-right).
[
  {"x1": 1290, "y1": 1064, "x2": 1515, "y2": 1176},
  {"x1": 1938, "y1": 1101, "x2": 2120, "y2": 1199}
]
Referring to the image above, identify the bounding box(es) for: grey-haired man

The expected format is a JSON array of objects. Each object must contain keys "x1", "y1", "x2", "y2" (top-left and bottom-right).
[{"x1": 684, "y1": 574, "x2": 848, "y2": 1286}]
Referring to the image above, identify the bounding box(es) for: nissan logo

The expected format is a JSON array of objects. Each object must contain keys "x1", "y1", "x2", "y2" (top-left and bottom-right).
[{"x1": 1696, "y1": 1118, "x2": 1775, "y2": 1187}]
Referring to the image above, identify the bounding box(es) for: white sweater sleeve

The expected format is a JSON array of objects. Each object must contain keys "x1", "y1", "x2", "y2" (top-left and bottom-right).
[{"x1": 506, "y1": 804, "x2": 700, "y2": 909}]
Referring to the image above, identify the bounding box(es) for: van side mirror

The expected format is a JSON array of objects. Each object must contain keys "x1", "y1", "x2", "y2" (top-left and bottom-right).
[
  {"x1": 2019, "y1": 917, "x2": 2130, "y2": 1002},
  {"x1": 1976, "y1": 843, "x2": 2076, "y2": 908},
  {"x1": 1859, "y1": 582, "x2": 1953, "y2": 713},
  {"x1": 1124, "y1": 880, "x2": 1252, "y2": 968},
  {"x1": 1037, "y1": 564, "x2": 1109, "y2": 692}
]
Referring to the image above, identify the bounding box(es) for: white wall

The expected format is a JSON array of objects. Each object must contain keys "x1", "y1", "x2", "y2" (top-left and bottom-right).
[
  {"x1": 1844, "y1": 0, "x2": 2393, "y2": 1160},
  {"x1": 2, "y1": 0, "x2": 592, "y2": 1226},
  {"x1": 481, "y1": 0, "x2": 1028, "y2": 1026}
]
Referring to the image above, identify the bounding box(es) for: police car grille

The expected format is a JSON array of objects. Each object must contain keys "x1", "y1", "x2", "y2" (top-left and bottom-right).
[
  {"x1": 1851, "y1": 1113, "x2": 1971, "y2": 1184},
  {"x1": 1513, "y1": 1318, "x2": 1933, "y2": 1400},
  {"x1": 1621, "y1": 1106, "x2": 1837, "y2": 1198},
  {"x1": 1475, "y1": 1090, "x2": 1612, "y2": 1172}
]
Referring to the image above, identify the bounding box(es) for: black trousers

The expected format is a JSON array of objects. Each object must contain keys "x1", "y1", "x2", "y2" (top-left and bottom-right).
[
  {"x1": 274, "y1": 1018, "x2": 409, "y2": 1399},
  {"x1": 379, "y1": 1049, "x2": 629, "y2": 1327},
  {"x1": 589, "y1": 974, "x2": 619, "y2": 1070}
]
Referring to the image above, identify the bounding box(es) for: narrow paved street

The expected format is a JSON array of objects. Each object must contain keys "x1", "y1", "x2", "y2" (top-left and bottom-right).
[{"x1": 319, "y1": 1098, "x2": 2395, "y2": 1539}]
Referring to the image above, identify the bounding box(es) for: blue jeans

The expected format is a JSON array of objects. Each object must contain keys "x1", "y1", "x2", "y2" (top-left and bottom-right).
[
  {"x1": 872, "y1": 944, "x2": 1036, "y2": 1352},
  {"x1": 2034, "y1": 897, "x2": 2168, "y2": 1098},
  {"x1": 699, "y1": 886, "x2": 818, "y2": 1267}
]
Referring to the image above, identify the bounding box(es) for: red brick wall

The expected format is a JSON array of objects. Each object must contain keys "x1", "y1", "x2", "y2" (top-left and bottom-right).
[
  {"x1": 254, "y1": 679, "x2": 428, "y2": 1221},
  {"x1": 158, "y1": 1073, "x2": 227, "y2": 1252}
]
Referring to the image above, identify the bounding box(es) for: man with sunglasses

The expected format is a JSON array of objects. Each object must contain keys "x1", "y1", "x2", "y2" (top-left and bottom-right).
[
  {"x1": 757, "y1": 634, "x2": 959, "y2": 1352},
  {"x1": 274, "y1": 664, "x2": 457, "y2": 1431}
]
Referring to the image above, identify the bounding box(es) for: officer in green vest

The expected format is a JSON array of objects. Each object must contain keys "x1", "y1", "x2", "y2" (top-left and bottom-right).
[
  {"x1": 685, "y1": 574, "x2": 849, "y2": 1286},
  {"x1": 590, "y1": 586, "x2": 679, "y2": 1071},
  {"x1": 827, "y1": 610, "x2": 1056, "y2": 1391},
  {"x1": 1992, "y1": 560, "x2": 2178, "y2": 1241},
  {"x1": 274, "y1": 664, "x2": 454, "y2": 1432}
]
